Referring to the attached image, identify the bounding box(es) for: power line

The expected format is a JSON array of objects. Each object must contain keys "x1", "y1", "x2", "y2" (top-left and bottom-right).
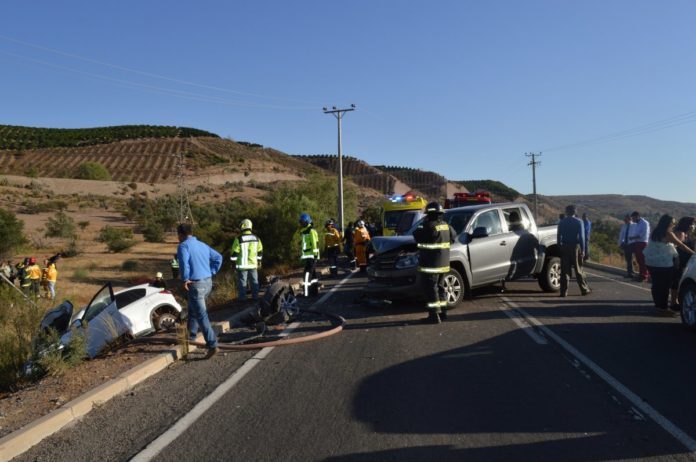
[
  {"x1": 540, "y1": 110, "x2": 696, "y2": 153},
  {"x1": 0, "y1": 34, "x2": 321, "y2": 106}
]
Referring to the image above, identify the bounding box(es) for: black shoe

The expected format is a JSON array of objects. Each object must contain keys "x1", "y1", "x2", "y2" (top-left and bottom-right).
[
  {"x1": 204, "y1": 347, "x2": 220, "y2": 359},
  {"x1": 420, "y1": 312, "x2": 441, "y2": 324},
  {"x1": 560, "y1": 292, "x2": 568, "y2": 298},
  {"x1": 440, "y1": 310, "x2": 448, "y2": 321},
  {"x1": 581, "y1": 289, "x2": 591, "y2": 296}
]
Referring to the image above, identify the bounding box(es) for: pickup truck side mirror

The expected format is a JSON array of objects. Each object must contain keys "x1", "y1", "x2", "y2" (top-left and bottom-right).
[{"x1": 471, "y1": 226, "x2": 489, "y2": 239}]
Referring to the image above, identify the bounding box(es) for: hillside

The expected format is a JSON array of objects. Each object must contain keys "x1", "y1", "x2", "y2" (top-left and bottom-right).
[
  {"x1": 0, "y1": 135, "x2": 320, "y2": 184},
  {"x1": 0, "y1": 124, "x2": 216, "y2": 150}
]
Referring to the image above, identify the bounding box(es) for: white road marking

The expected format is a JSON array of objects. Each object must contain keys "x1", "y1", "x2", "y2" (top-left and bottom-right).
[
  {"x1": 130, "y1": 272, "x2": 355, "y2": 462},
  {"x1": 498, "y1": 299, "x2": 547, "y2": 345},
  {"x1": 500, "y1": 296, "x2": 696, "y2": 452},
  {"x1": 585, "y1": 271, "x2": 651, "y2": 292}
]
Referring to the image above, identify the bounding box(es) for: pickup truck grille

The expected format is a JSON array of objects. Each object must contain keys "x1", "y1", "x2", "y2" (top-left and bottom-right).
[{"x1": 372, "y1": 254, "x2": 399, "y2": 270}]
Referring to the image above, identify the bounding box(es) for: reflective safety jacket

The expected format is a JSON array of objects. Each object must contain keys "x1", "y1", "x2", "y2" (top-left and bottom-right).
[
  {"x1": 170, "y1": 258, "x2": 179, "y2": 269},
  {"x1": 413, "y1": 217, "x2": 455, "y2": 273},
  {"x1": 46, "y1": 263, "x2": 58, "y2": 282},
  {"x1": 27, "y1": 264, "x2": 42, "y2": 280},
  {"x1": 231, "y1": 230, "x2": 263, "y2": 270},
  {"x1": 299, "y1": 224, "x2": 320, "y2": 260},
  {"x1": 324, "y1": 227, "x2": 342, "y2": 251}
]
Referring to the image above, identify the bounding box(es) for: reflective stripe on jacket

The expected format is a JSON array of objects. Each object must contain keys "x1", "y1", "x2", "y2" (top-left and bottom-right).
[
  {"x1": 300, "y1": 225, "x2": 320, "y2": 260},
  {"x1": 413, "y1": 219, "x2": 454, "y2": 274},
  {"x1": 231, "y1": 231, "x2": 263, "y2": 270},
  {"x1": 27, "y1": 264, "x2": 42, "y2": 280},
  {"x1": 324, "y1": 228, "x2": 342, "y2": 250}
]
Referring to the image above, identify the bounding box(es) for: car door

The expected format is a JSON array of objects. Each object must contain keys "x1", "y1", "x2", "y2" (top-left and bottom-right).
[
  {"x1": 501, "y1": 206, "x2": 539, "y2": 278},
  {"x1": 466, "y1": 209, "x2": 511, "y2": 285},
  {"x1": 114, "y1": 288, "x2": 149, "y2": 334},
  {"x1": 80, "y1": 283, "x2": 129, "y2": 357}
]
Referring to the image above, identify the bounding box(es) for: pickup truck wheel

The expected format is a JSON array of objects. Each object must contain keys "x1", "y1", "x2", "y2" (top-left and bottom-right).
[
  {"x1": 441, "y1": 268, "x2": 464, "y2": 307},
  {"x1": 680, "y1": 281, "x2": 696, "y2": 331},
  {"x1": 539, "y1": 256, "x2": 561, "y2": 292}
]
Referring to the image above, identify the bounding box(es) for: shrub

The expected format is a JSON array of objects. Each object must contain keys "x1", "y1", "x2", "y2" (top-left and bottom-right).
[
  {"x1": 121, "y1": 260, "x2": 139, "y2": 271},
  {"x1": 98, "y1": 226, "x2": 135, "y2": 252},
  {"x1": 0, "y1": 208, "x2": 27, "y2": 258},
  {"x1": 24, "y1": 167, "x2": 39, "y2": 178},
  {"x1": 44, "y1": 211, "x2": 77, "y2": 238},
  {"x1": 0, "y1": 287, "x2": 43, "y2": 391},
  {"x1": 141, "y1": 220, "x2": 165, "y2": 243},
  {"x1": 78, "y1": 220, "x2": 90, "y2": 231},
  {"x1": 72, "y1": 268, "x2": 88, "y2": 281},
  {"x1": 75, "y1": 161, "x2": 111, "y2": 181},
  {"x1": 63, "y1": 237, "x2": 81, "y2": 257}
]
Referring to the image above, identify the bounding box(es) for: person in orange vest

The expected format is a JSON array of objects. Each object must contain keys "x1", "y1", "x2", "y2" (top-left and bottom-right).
[
  {"x1": 26, "y1": 257, "x2": 42, "y2": 298},
  {"x1": 354, "y1": 220, "x2": 371, "y2": 273}
]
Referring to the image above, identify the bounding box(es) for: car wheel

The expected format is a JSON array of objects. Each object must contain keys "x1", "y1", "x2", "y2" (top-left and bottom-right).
[
  {"x1": 154, "y1": 310, "x2": 179, "y2": 331},
  {"x1": 680, "y1": 281, "x2": 696, "y2": 331},
  {"x1": 539, "y1": 256, "x2": 561, "y2": 292},
  {"x1": 441, "y1": 268, "x2": 464, "y2": 308}
]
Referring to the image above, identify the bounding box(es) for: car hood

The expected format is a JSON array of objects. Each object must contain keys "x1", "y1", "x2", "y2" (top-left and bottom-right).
[{"x1": 371, "y1": 236, "x2": 416, "y2": 254}]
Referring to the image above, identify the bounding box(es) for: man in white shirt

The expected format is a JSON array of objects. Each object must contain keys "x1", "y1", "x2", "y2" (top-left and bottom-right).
[
  {"x1": 628, "y1": 211, "x2": 650, "y2": 282},
  {"x1": 617, "y1": 214, "x2": 634, "y2": 278}
]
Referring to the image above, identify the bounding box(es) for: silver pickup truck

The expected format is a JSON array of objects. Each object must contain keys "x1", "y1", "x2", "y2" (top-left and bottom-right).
[{"x1": 366, "y1": 202, "x2": 560, "y2": 306}]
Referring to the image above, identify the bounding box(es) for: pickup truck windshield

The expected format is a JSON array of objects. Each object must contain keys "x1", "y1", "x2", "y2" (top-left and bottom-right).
[{"x1": 406, "y1": 210, "x2": 474, "y2": 236}]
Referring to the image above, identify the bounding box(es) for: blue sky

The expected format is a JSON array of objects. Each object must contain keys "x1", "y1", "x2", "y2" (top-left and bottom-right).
[{"x1": 1, "y1": 1, "x2": 694, "y2": 202}]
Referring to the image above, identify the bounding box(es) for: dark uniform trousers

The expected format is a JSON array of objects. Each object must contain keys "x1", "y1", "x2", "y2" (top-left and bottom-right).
[
  {"x1": 414, "y1": 219, "x2": 453, "y2": 314},
  {"x1": 560, "y1": 244, "x2": 590, "y2": 294}
]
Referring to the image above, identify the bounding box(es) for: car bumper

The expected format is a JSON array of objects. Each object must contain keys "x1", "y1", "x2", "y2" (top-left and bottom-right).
[{"x1": 365, "y1": 266, "x2": 420, "y2": 298}]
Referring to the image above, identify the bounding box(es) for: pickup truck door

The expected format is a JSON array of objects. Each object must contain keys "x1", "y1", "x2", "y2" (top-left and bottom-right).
[
  {"x1": 501, "y1": 206, "x2": 539, "y2": 278},
  {"x1": 466, "y1": 209, "x2": 511, "y2": 285}
]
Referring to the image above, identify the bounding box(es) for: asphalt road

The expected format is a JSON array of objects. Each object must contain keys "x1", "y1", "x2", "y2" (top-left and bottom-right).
[{"x1": 14, "y1": 266, "x2": 696, "y2": 462}]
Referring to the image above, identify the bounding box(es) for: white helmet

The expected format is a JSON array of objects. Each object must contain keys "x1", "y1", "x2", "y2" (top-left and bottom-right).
[
  {"x1": 240, "y1": 218, "x2": 253, "y2": 231},
  {"x1": 356, "y1": 220, "x2": 365, "y2": 227}
]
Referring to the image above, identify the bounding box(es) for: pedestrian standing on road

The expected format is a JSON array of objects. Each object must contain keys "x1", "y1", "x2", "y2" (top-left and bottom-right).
[
  {"x1": 297, "y1": 213, "x2": 320, "y2": 296},
  {"x1": 230, "y1": 218, "x2": 263, "y2": 302},
  {"x1": 557, "y1": 205, "x2": 591, "y2": 297},
  {"x1": 644, "y1": 215, "x2": 680, "y2": 315},
  {"x1": 324, "y1": 219, "x2": 342, "y2": 277},
  {"x1": 343, "y1": 222, "x2": 355, "y2": 270},
  {"x1": 176, "y1": 223, "x2": 222, "y2": 359},
  {"x1": 582, "y1": 213, "x2": 592, "y2": 262},
  {"x1": 628, "y1": 211, "x2": 650, "y2": 282},
  {"x1": 414, "y1": 202, "x2": 456, "y2": 324},
  {"x1": 618, "y1": 214, "x2": 635, "y2": 278}
]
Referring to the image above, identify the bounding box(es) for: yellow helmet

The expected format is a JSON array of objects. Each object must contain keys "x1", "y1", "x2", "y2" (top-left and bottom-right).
[{"x1": 240, "y1": 219, "x2": 253, "y2": 231}]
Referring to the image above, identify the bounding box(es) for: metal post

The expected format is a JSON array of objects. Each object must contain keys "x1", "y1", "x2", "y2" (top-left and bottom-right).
[
  {"x1": 323, "y1": 105, "x2": 355, "y2": 233},
  {"x1": 526, "y1": 152, "x2": 541, "y2": 220}
]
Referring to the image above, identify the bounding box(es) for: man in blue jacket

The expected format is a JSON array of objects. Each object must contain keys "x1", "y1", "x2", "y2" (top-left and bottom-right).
[
  {"x1": 177, "y1": 223, "x2": 223, "y2": 359},
  {"x1": 557, "y1": 205, "x2": 591, "y2": 297}
]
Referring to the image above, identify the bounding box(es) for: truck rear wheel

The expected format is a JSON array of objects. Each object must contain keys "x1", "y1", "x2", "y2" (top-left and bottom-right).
[{"x1": 538, "y1": 256, "x2": 561, "y2": 292}]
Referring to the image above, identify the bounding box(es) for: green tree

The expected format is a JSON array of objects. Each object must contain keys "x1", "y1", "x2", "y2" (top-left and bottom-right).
[
  {"x1": 75, "y1": 161, "x2": 111, "y2": 181},
  {"x1": 98, "y1": 226, "x2": 135, "y2": 252},
  {"x1": 0, "y1": 208, "x2": 27, "y2": 258}
]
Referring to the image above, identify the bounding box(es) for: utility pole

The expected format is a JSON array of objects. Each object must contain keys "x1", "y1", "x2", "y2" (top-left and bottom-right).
[
  {"x1": 525, "y1": 152, "x2": 541, "y2": 220},
  {"x1": 323, "y1": 104, "x2": 355, "y2": 233},
  {"x1": 174, "y1": 151, "x2": 194, "y2": 225}
]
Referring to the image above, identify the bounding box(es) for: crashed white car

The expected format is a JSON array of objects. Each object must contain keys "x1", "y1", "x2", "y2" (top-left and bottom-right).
[{"x1": 43, "y1": 282, "x2": 183, "y2": 358}]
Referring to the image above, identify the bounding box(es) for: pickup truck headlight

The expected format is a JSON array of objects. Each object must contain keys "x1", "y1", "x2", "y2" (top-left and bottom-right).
[{"x1": 395, "y1": 255, "x2": 419, "y2": 269}]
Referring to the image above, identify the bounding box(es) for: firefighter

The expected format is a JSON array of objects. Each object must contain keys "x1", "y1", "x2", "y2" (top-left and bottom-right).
[
  {"x1": 230, "y1": 218, "x2": 263, "y2": 301},
  {"x1": 343, "y1": 222, "x2": 356, "y2": 270},
  {"x1": 298, "y1": 213, "x2": 320, "y2": 296},
  {"x1": 26, "y1": 257, "x2": 42, "y2": 298},
  {"x1": 170, "y1": 254, "x2": 180, "y2": 279},
  {"x1": 324, "y1": 219, "x2": 342, "y2": 276},
  {"x1": 16, "y1": 259, "x2": 29, "y2": 294},
  {"x1": 413, "y1": 202, "x2": 456, "y2": 324},
  {"x1": 151, "y1": 271, "x2": 167, "y2": 289},
  {"x1": 354, "y1": 220, "x2": 371, "y2": 273}
]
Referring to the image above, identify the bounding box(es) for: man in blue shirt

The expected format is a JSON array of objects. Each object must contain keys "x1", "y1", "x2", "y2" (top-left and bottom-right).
[
  {"x1": 557, "y1": 205, "x2": 591, "y2": 297},
  {"x1": 177, "y1": 223, "x2": 223, "y2": 359}
]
